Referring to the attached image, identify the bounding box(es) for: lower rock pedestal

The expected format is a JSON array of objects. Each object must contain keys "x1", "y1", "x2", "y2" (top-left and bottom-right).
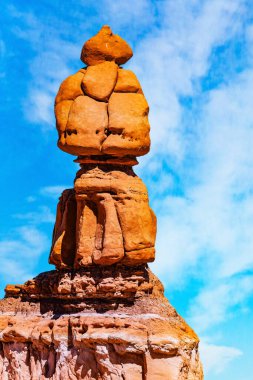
[{"x1": 0, "y1": 266, "x2": 203, "y2": 379}]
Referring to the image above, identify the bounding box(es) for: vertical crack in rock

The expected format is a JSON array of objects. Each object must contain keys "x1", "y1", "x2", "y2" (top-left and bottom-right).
[{"x1": 0, "y1": 25, "x2": 203, "y2": 379}]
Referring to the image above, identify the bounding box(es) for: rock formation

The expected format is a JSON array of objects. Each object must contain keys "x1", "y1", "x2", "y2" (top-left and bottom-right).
[{"x1": 0, "y1": 26, "x2": 203, "y2": 379}]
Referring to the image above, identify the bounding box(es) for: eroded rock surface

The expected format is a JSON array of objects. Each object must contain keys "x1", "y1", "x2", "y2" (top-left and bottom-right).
[
  {"x1": 49, "y1": 166, "x2": 156, "y2": 269},
  {"x1": 1, "y1": 268, "x2": 202, "y2": 380},
  {"x1": 55, "y1": 26, "x2": 149, "y2": 158},
  {"x1": 56, "y1": 76, "x2": 150, "y2": 157},
  {"x1": 0, "y1": 314, "x2": 202, "y2": 380},
  {"x1": 5, "y1": 265, "x2": 156, "y2": 303}
]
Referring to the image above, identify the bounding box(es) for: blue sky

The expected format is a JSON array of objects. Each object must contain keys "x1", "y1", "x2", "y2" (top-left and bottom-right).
[{"x1": 1, "y1": 1, "x2": 253, "y2": 378}]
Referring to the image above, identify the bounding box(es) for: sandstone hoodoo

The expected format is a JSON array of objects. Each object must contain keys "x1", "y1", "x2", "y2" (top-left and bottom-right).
[{"x1": 0, "y1": 26, "x2": 203, "y2": 379}]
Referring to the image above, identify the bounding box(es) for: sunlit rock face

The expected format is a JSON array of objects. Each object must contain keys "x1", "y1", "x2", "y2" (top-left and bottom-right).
[
  {"x1": 1, "y1": 269, "x2": 202, "y2": 380},
  {"x1": 49, "y1": 166, "x2": 157, "y2": 269},
  {"x1": 55, "y1": 26, "x2": 150, "y2": 158},
  {"x1": 0, "y1": 25, "x2": 203, "y2": 379}
]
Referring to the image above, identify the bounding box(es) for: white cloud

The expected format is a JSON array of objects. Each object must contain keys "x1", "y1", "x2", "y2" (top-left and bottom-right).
[
  {"x1": 8, "y1": 0, "x2": 244, "y2": 133},
  {"x1": 188, "y1": 276, "x2": 253, "y2": 332},
  {"x1": 40, "y1": 185, "x2": 70, "y2": 199},
  {"x1": 0, "y1": 226, "x2": 49, "y2": 284},
  {"x1": 26, "y1": 90, "x2": 53, "y2": 126},
  {"x1": 13, "y1": 206, "x2": 55, "y2": 224},
  {"x1": 138, "y1": 3, "x2": 253, "y2": 366},
  {"x1": 8, "y1": 5, "x2": 79, "y2": 128},
  {"x1": 200, "y1": 341, "x2": 242, "y2": 375},
  {"x1": 102, "y1": 0, "x2": 155, "y2": 32},
  {"x1": 150, "y1": 66, "x2": 253, "y2": 336},
  {"x1": 131, "y1": 0, "x2": 245, "y2": 160}
]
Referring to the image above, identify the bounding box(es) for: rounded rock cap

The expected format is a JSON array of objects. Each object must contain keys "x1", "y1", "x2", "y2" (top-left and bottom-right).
[{"x1": 81, "y1": 25, "x2": 133, "y2": 66}]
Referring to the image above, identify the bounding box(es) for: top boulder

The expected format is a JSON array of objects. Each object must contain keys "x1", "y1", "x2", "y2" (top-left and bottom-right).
[{"x1": 81, "y1": 25, "x2": 133, "y2": 66}]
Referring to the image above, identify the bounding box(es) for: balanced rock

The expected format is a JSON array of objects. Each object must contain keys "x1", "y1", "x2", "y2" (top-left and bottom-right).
[
  {"x1": 55, "y1": 26, "x2": 150, "y2": 158},
  {"x1": 0, "y1": 25, "x2": 203, "y2": 380}
]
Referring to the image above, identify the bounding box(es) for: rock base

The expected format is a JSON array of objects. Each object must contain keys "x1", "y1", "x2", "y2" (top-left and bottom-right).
[{"x1": 0, "y1": 267, "x2": 203, "y2": 379}]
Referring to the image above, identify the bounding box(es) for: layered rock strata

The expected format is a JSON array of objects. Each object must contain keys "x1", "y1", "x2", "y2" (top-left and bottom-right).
[
  {"x1": 1, "y1": 268, "x2": 202, "y2": 379},
  {"x1": 0, "y1": 26, "x2": 203, "y2": 379}
]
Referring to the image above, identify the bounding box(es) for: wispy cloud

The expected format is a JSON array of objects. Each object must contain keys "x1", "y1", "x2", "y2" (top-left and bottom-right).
[
  {"x1": 138, "y1": 2, "x2": 253, "y2": 375},
  {"x1": 132, "y1": 0, "x2": 245, "y2": 161},
  {"x1": 6, "y1": 0, "x2": 156, "y2": 129},
  {"x1": 150, "y1": 64, "x2": 253, "y2": 343},
  {"x1": 0, "y1": 226, "x2": 49, "y2": 284},
  {"x1": 6, "y1": 4, "x2": 79, "y2": 129},
  {"x1": 200, "y1": 341, "x2": 242, "y2": 375},
  {"x1": 188, "y1": 276, "x2": 253, "y2": 332},
  {"x1": 102, "y1": 0, "x2": 155, "y2": 33},
  {"x1": 13, "y1": 205, "x2": 55, "y2": 224},
  {"x1": 40, "y1": 185, "x2": 70, "y2": 199}
]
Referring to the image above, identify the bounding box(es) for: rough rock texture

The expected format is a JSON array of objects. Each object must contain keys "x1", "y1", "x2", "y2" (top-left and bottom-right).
[
  {"x1": 103, "y1": 92, "x2": 150, "y2": 156},
  {"x1": 55, "y1": 27, "x2": 149, "y2": 158},
  {"x1": 1, "y1": 25, "x2": 203, "y2": 379},
  {"x1": 1, "y1": 268, "x2": 203, "y2": 380},
  {"x1": 49, "y1": 166, "x2": 156, "y2": 269},
  {"x1": 63, "y1": 96, "x2": 108, "y2": 155},
  {"x1": 5, "y1": 265, "x2": 156, "y2": 304},
  {"x1": 81, "y1": 25, "x2": 133, "y2": 66},
  {"x1": 56, "y1": 73, "x2": 150, "y2": 157},
  {"x1": 0, "y1": 314, "x2": 202, "y2": 380}
]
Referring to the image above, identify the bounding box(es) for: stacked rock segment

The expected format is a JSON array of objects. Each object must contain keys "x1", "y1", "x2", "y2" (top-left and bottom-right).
[
  {"x1": 49, "y1": 166, "x2": 156, "y2": 269},
  {"x1": 56, "y1": 26, "x2": 149, "y2": 158},
  {"x1": 52, "y1": 26, "x2": 155, "y2": 269},
  {"x1": 0, "y1": 25, "x2": 203, "y2": 379}
]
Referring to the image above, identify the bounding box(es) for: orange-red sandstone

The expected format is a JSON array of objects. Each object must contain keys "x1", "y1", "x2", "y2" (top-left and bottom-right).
[{"x1": 81, "y1": 25, "x2": 133, "y2": 66}]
